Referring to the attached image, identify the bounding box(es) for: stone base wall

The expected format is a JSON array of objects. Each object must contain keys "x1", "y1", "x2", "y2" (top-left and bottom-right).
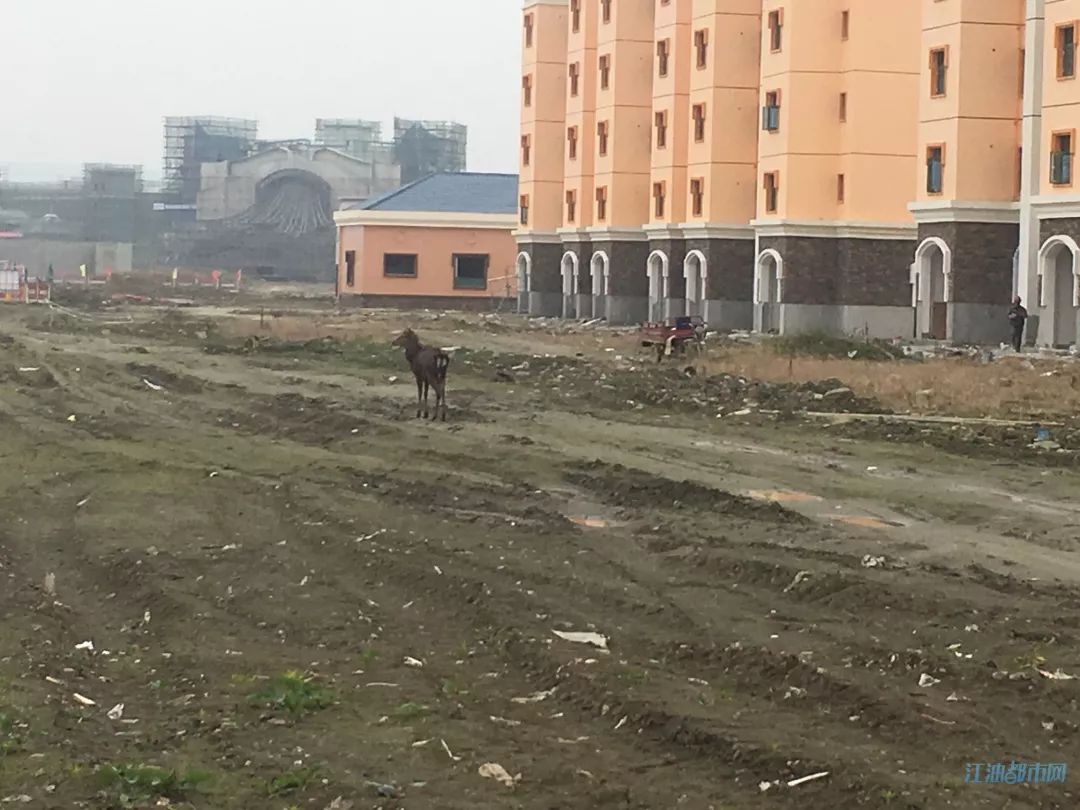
[
  {"x1": 592, "y1": 239, "x2": 649, "y2": 298},
  {"x1": 516, "y1": 240, "x2": 563, "y2": 297},
  {"x1": 683, "y1": 237, "x2": 754, "y2": 302},
  {"x1": 648, "y1": 237, "x2": 687, "y2": 300},
  {"x1": 919, "y1": 222, "x2": 1017, "y2": 305},
  {"x1": 759, "y1": 235, "x2": 914, "y2": 307}
]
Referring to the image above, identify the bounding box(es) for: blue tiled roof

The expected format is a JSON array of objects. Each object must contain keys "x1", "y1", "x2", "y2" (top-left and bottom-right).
[{"x1": 352, "y1": 172, "x2": 519, "y2": 215}]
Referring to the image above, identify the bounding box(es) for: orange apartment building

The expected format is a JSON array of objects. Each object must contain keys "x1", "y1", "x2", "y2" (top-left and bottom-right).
[{"x1": 516, "y1": 0, "x2": 1080, "y2": 348}]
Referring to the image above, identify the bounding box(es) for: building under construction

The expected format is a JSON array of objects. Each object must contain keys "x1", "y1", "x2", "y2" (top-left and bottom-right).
[
  {"x1": 163, "y1": 117, "x2": 258, "y2": 204},
  {"x1": 393, "y1": 118, "x2": 468, "y2": 183}
]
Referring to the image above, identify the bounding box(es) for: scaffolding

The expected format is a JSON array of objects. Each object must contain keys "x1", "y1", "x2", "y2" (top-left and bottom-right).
[
  {"x1": 163, "y1": 116, "x2": 257, "y2": 201},
  {"x1": 393, "y1": 118, "x2": 467, "y2": 183},
  {"x1": 315, "y1": 119, "x2": 385, "y2": 162}
]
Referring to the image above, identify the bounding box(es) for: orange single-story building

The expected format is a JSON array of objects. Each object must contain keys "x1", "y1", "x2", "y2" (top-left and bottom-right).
[{"x1": 333, "y1": 172, "x2": 519, "y2": 308}]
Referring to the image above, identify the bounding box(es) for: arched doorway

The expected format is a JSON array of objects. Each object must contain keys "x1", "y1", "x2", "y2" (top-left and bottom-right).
[
  {"x1": 647, "y1": 250, "x2": 668, "y2": 322},
  {"x1": 561, "y1": 252, "x2": 579, "y2": 319},
  {"x1": 590, "y1": 252, "x2": 609, "y2": 321},
  {"x1": 913, "y1": 237, "x2": 951, "y2": 340},
  {"x1": 684, "y1": 250, "x2": 707, "y2": 319},
  {"x1": 515, "y1": 252, "x2": 531, "y2": 314},
  {"x1": 755, "y1": 249, "x2": 782, "y2": 333},
  {"x1": 1039, "y1": 237, "x2": 1079, "y2": 347}
]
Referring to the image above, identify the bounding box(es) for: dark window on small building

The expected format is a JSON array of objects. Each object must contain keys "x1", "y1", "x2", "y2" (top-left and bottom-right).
[
  {"x1": 453, "y1": 254, "x2": 489, "y2": 289},
  {"x1": 345, "y1": 250, "x2": 356, "y2": 287},
  {"x1": 384, "y1": 253, "x2": 418, "y2": 277}
]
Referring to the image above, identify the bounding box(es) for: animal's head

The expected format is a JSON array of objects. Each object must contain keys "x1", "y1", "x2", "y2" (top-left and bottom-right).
[{"x1": 392, "y1": 328, "x2": 417, "y2": 348}]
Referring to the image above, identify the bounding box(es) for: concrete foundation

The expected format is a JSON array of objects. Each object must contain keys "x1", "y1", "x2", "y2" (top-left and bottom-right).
[
  {"x1": 606, "y1": 295, "x2": 649, "y2": 325},
  {"x1": 575, "y1": 293, "x2": 594, "y2": 319},
  {"x1": 663, "y1": 297, "x2": 685, "y2": 320},
  {"x1": 592, "y1": 295, "x2": 607, "y2": 320},
  {"x1": 562, "y1": 294, "x2": 578, "y2": 319},
  {"x1": 528, "y1": 290, "x2": 562, "y2": 317},
  {"x1": 948, "y1": 303, "x2": 1012, "y2": 345},
  {"x1": 772, "y1": 304, "x2": 914, "y2": 339},
  {"x1": 703, "y1": 299, "x2": 753, "y2": 331}
]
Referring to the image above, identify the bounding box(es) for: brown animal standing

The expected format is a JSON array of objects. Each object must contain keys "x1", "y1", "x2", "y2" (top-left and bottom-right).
[{"x1": 392, "y1": 328, "x2": 451, "y2": 421}]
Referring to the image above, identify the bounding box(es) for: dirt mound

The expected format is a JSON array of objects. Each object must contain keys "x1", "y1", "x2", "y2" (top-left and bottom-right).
[
  {"x1": 126, "y1": 363, "x2": 207, "y2": 394},
  {"x1": 565, "y1": 460, "x2": 805, "y2": 523},
  {"x1": 832, "y1": 418, "x2": 1080, "y2": 467},
  {"x1": 0, "y1": 364, "x2": 58, "y2": 389},
  {"x1": 219, "y1": 393, "x2": 382, "y2": 445}
]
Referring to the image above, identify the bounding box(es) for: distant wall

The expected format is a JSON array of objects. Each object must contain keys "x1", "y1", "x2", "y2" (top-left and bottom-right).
[{"x1": 0, "y1": 239, "x2": 133, "y2": 276}]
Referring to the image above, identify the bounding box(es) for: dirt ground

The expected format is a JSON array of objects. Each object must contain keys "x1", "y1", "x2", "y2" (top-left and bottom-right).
[{"x1": 2, "y1": 290, "x2": 1080, "y2": 809}]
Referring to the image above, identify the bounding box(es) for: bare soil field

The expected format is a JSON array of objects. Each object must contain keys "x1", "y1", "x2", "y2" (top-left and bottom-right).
[{"x1": 2, "y1": 291, "x2": 1080, "y2": 809}]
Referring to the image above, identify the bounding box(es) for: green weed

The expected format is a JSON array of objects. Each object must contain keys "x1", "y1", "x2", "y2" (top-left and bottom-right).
[
  {"x1": 248, "y1": 671, "x2": 333, "y2": 717},
  {"x1": 0, "y1": 708, "x2": 24, "y2": 756},
  {"x1": 98, "y1": 763, "x2": 212, "y2": 804},
  {"x1": 390, "y1": 702, "x2": 431, "y2": 722},
  {"x1": 266, "y1": 767, "x2": 319, "y2": 797}
]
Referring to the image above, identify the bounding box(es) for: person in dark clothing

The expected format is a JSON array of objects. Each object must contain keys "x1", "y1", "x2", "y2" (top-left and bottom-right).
[{"x1": 1008, "y1": 295, "x2": 1028, "y2": 352}]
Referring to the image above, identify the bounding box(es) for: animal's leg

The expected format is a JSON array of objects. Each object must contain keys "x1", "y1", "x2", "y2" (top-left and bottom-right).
[
  {"x1": 423, "y1": 380, "x2": 430, "y2": 419},
  {"x1": 434, "y1": 380, "x2": 446, "y2": 421},
  {"x1": 415, "y1": 376, "x2": 423, "y2": 418}
]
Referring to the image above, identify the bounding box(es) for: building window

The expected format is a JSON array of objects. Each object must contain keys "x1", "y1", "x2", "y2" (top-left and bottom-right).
[
  {"x1": 521, "y1": 135, "x2": 531, "y2": 167},
  {"x1": 837, "y1": 173, "x2": 846, "y2": 203},
  {"x1": 383, "y1": 253, "x2": 417, "y2": 278},
  {"x1": 694, "y1": 29, "x2": 708, "y2": 69},
  {"x1": 569, "y1": 63, "x2": 580, "y2": 97},
  {"x1": 453, "y1": 254, "x2": 489, "y2": 290},
  {"x1": 524, "y1": 13, "x2": 534, "y2": 47},
  {"x1": 692, "y1": 103, "x2": 706, "y2": 142},
  {"x1": 657, "y1": 39, "x2": 670, "y2": 77},
  {"x1": 655, "y1": 110, "x2": 668, "y2": 148},
  {"x1": 599, "y1": 54, "x2": 611, "y2": 90},
  {"x1": 522, "y1": 74, "x2": 533, "y2": 107},
  {"x1": 519, "y1": 194, "x2": 530, "y2": 225},
  {"x1": 769, "y1": 9, "x2": 783, "y2": 52},
  {"x1": 930, "y1": 48, "x2": 947, "y2": 97},
  {"x1": 1051, "y1": 131, "x2": 1074, "y2": 185},
  {"x1": 841, "y1": 10, "x2": 849, "y2": 40},
  {"x1": 1017, "y1": 146, "x2": 1024, "y2": 196},
  {"x1": 653, "y1": 182, "x2": 666, "y2": 218},
  {"x1": 598, "y1": 120, "x2": 609, "y2": 156},
  {"x1": 762, "y1": 90, "x2": 780, "y2": 131},
  {"x1": 764, "y1": 172, "x2": 779, "y2": 213},
  {"x1": 571, "y1": 0, "x2": 580, "y2": 32},
  {"x1": 566, "y1": 190, "x2": 577, "y2": 223},
  {"x1": 1058, "y1": 24, "x2": 1076, "y2": 79},
  {"x1": 839, "y1": 91, "x2": 848, "y2": 122},
  {"x1": 690, "y1": 178, "x2": 703, "y2": 217},
  {"x1": 601, "y1": 0, "x2": 611, "y2": 23},
  {"x1": 926, "y1": 145, "x2": 944, "y2": 194},
  {"x1": 345, "y1": 250, "x2": 356, "y2": 287},
  {"x1": 567, "y1": 126, "x2": 578, "y2": 160},
  {"x1": 596, "y1": 186, "x2": 608, "y2": 221}
]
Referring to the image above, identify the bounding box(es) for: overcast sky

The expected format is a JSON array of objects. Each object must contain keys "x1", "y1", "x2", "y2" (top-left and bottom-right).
[{"x1": 1, "y1": 0, "x2": 521, "y2": 181}]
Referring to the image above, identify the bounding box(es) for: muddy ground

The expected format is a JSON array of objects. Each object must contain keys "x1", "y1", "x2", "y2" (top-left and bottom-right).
[{"x1": 1, "y1": 297, "x2": 1080, "y2": 809}]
